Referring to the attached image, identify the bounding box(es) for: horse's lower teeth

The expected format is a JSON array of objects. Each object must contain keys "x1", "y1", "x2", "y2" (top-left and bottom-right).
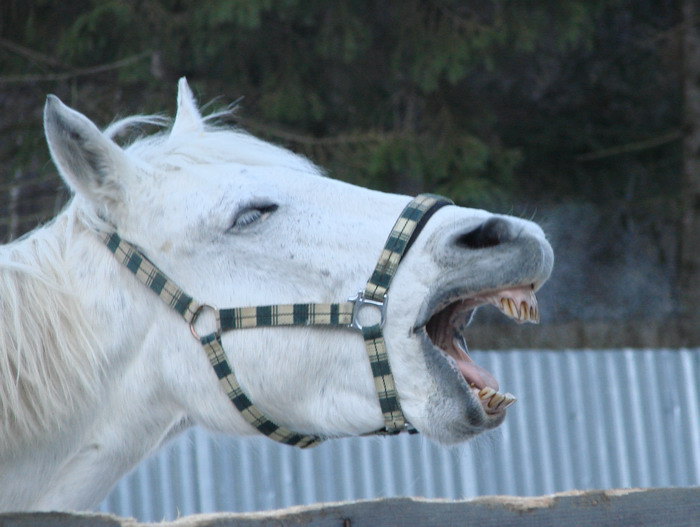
[
  {"x1": 477, "y1": 386, "x2": 516, "y2": 411},
  {"x1": 488, "y1": 393, "x2": 505, "y2": 409},
  {"x1": 479, "y1": 387, "x2": 496, "y2": 399}
]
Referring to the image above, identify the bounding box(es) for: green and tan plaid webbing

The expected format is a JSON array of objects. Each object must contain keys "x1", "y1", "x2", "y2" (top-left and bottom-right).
[
  {"x1": 218, "y1": 303, "x2": 354, "y2": 331},
  {"x1": 364, "y1": 194, "x2": 453, "y2": 302},
  {"x1": 102, "y1": 232, "x2": 328, "y2": 447},
  {"x1": 100, "y1": 193, "x2": 452, "y2": 447},
  {"x1": 102, "y1": 232, "x2": 202, "y2": 323},
  {"x1": 359, "y1": 194, "x2": 453, "y2": 432},
  {"x1": 201, "y1": 332, "x2": 322, "y2": 448}
]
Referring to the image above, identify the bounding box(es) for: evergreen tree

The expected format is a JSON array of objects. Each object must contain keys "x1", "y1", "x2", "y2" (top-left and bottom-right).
[{"x1": 0, "y1": 0, "x2": 682, "y2": 212}]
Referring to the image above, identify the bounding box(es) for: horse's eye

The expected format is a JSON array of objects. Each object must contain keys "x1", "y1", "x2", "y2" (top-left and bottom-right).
[{"x1": 229, "y1": 203, "x2": 278, "y2": 230}]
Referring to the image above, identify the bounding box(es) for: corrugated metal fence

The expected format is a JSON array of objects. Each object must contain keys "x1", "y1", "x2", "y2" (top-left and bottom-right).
[{"x1": 98, "y1": 348, "x2": 700, "y2": 522}]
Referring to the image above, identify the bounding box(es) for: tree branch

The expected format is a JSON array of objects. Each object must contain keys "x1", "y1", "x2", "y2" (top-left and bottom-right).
[
  {"x1": 0, "y1": 37, "x2": 67, "y2": 69},
  {"x1": 236, "y1": 117, "x2": 393, "y2": 146},
  {"x1": 0, "y1": 51, "x2": 151, "y2": 84},
  {"x1": 575, "y1": 130, "x2": 681, "y2": 162}
]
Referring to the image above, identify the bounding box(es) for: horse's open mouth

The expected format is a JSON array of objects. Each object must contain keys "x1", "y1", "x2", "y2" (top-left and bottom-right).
[{"x1": 417, "y1": 285, "x2": 540, "y2": 415}]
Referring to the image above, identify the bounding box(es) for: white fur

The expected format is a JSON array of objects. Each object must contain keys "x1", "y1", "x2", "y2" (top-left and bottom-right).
[
  {"x1": 0, "y1": 216, "x2": 101, "y2": 448},
  {"x1": 0, "y1": 79, "x2": 552, "y2": 510}
]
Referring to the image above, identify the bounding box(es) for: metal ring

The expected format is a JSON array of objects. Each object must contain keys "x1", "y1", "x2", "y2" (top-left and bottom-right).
[
  {"x1": 349, "y1": 292, "x2": 388, "y2": 331},
  {"x1": 189, "y1": 303, "x2": 219, "y2": 340}
]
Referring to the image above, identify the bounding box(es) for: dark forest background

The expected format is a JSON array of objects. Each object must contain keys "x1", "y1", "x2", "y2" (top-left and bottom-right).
[{"x1": 1, "y1": 0, "x2": 699, "y2": 347}]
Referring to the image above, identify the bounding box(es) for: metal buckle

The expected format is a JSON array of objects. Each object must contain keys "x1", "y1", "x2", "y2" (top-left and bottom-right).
[
  {"x1": 189, "y1": 304, "x2": 219, "y2": 340},
  {"x1": 349, "y1": 291, "x2": 388, "y2": 331}
]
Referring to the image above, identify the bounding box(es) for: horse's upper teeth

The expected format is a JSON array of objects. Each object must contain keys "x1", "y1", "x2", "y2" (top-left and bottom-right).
[{"x1": 493, "y1": 286, "x2": 540, "y2": 324}]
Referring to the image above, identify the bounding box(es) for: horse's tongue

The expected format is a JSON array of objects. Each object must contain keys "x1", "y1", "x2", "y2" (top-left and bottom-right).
[
  {"x1": 457, "y1": 360, "x2": 500, "y2": 392},
  {"x1": 452, "y1": 336, "x2": 499, "y2": 391}
]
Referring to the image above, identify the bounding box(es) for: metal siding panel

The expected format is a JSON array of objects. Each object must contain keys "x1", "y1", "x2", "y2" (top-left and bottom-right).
[
  {"x1": 661, "y1": 350, "x2": 690, "y2": 484},
  {"x1": 501, "y1": 350, "x2": 536, "y2": 495},
  {"x1": 99, "y1": 349, "x2": 700, "y2": 522},
  {"x1": 607, "y1": 351, "x2": 632, "y2": 487},
  {"x1": 639, "y1": 351, "x2": 667, "y2": 486},
  {"x1": 681, "y1": 350, "x2": 700, "y2": 484},
  {"x1": 627, "y1": 350, "x2": 650, "y2": 485}
]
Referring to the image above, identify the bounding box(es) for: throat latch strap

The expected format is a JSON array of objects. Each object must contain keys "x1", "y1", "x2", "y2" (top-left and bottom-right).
[
  {"x1": 102, "y1": 193, "x2": 452, "y2": 448},
  {"x1": 200, "y1": 332, "x2": 324, "y2": 448}
]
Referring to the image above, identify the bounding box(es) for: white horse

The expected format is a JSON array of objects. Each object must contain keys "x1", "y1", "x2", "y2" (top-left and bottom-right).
[{"x1": 0, "y1": 79, "x2": 553, "y2": 511}]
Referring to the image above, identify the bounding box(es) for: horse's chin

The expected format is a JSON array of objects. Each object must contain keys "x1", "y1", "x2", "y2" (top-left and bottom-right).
[{"x1": 411, "y1": 284, "x2": 540, "y2": 443}]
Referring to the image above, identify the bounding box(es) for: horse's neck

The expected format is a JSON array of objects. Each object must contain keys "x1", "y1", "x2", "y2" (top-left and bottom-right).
[
  {"x1": 0, "y1": 214, "x2": 97, "y2": 437},
  {"x1": 0, "y1": 210, "x2": 191, "y2": 510},
  {"x1": 0, "y1": 207, "x2": 174, "y2": 434}
]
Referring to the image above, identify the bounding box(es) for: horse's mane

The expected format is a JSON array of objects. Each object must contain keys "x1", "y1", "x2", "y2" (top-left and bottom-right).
[
  {"x1": 117, "y1": 108, "x2": 319, "y2": 174},
  {"x1": 0, "y1": 213, "x2": 102, "y2": 448}
]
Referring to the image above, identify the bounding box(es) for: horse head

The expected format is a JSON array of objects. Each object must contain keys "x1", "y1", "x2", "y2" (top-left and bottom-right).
[{"x1": 43, "y1": 79, "x2": 553, "y2": 450}]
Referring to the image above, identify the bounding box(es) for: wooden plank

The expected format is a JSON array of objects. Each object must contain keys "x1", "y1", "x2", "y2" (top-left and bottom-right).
[{"x1": 0, "y1": 488, "x2": 698, "y2": 527}]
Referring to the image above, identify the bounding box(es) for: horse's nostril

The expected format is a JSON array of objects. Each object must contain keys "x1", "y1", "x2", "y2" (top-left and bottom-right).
[{"x1": 455, "y1": 218, "x2": 514, "y2": 249}]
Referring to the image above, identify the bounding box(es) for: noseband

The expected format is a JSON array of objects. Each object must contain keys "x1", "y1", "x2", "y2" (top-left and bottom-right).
[{"x1": 102, "y1": 194, "x2": 452, "y2": 448}]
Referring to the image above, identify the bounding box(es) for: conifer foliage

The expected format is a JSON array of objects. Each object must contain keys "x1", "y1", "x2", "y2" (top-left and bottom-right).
[{"x1": 0, "y1": 1, "x2": 682, "y2": 214}]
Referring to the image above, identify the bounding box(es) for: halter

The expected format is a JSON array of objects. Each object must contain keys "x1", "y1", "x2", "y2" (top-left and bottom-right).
[{"x1": 102, "y1": 193, "x2": 453, "y2": 448}]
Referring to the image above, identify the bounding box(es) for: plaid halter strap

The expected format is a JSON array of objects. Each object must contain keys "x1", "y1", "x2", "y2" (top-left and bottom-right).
[{"x1": 103, "y1": 193, "x2": 453, "y2": 448}]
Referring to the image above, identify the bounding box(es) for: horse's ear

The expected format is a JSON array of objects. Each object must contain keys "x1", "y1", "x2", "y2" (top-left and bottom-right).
[
  {"x1": 44, "y1": 95, "x2": 133, "y2": 208},
  {"x1": 170, "y1": 77, "x2": 204, "y2": 139}
]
